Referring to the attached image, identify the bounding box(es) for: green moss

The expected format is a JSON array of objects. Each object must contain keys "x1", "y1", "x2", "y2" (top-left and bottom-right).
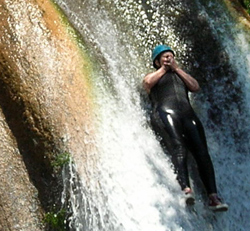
[
  {"x1": 43, "y1": 209, "x2": 66, "y2": 231},
  {"x1": 243, "y1": 0, "x2": 250, "y2": 14},
  {"x1": 50, "y1": 0, "x2": 94, "y2": 78},
  {"x1": 51, "y1": 152, "x2": 71, "y2": 171},
  {"x1": 49, "y1": 0, "x2": 99, "y2": 105}
]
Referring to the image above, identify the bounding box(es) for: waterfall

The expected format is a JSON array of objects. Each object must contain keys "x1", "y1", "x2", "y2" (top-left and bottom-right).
[{"x1": 55, "y1": 0, "x2": 250, "y2": 230}]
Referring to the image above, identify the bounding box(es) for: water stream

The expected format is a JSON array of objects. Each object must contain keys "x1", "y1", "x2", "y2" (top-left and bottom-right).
[{"x1": 54, "y1": 0, "x2": 250, "y2": 230}]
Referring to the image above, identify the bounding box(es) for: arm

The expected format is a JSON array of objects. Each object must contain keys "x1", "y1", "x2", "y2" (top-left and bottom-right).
[
  {"x1": 143, "y1": 66, "x2": 167, "y2": 94},
  {"x1": 174, "y1": 67, "x2": 200, "y2": 92},
  {"x1": 169, "y1": 59, "x2": 200, "y2": 92}
]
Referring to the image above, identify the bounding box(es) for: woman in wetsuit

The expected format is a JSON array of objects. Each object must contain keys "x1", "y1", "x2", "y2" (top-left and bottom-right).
[{"x1": 143, "y1": 45, "x2": 228, "y2": 211}]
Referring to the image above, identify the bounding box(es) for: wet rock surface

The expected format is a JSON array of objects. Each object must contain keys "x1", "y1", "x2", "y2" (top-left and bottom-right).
[{"x1": 0, "y1": 0, "x2": 95, "y2": 229}]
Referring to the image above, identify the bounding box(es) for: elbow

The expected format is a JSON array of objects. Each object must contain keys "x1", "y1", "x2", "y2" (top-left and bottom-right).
[
  {"x1": 190, "y1": 83, "x2": 200, "y2": 92},
  {"x1": 189, "y1": 77, "x2": 200, "y2": 92},
  {"x1": 143, "y1": 78, "x2": 152, "y2": 94}
]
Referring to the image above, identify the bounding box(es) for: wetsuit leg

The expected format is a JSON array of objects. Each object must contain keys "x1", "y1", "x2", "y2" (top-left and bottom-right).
[
  {"x1": 182, "y1": 114, "x2": 217, "y2": 194},
  {"x1": 151, "y1": 109, "x2": 190, "y2": 190}
]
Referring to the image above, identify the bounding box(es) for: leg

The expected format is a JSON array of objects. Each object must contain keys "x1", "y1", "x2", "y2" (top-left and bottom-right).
[
  {"x1": 151, "y1": 109, "x2": 190, "y2": 190},
  {"x1": 183, "y1": 114, "x2": 229, "y2": 211},
  {"x1": 183, "y1": 114, "x2": 217, "y2": 194}
]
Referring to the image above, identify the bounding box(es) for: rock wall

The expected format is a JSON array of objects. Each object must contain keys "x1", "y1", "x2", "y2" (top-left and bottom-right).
[
  {"x1": 0, "y1": 109, "x2": 44, "y2": 230},
  {"x1": 0, "y1": 0, "x2": 95, "y2": 229}
]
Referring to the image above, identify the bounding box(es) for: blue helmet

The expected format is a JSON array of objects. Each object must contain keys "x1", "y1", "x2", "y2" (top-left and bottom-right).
[{"x1": 152, "y1": 45, "x2": 175, "y2": 67}]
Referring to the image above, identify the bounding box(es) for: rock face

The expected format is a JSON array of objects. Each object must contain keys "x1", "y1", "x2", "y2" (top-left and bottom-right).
[
  {"x1": 0, "y1": 109, "x2": 44, "y2": 231},
  {"x1": 0, "y1": 0, "x2": 95, "y2": 230}
]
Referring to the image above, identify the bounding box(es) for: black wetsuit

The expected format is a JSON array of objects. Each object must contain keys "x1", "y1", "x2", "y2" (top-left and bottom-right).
[{"x1": 149, "y1": 71, "x2": 217, "y2": 194}]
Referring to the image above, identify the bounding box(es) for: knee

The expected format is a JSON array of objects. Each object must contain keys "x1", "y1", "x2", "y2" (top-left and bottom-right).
[{"x1": 171, "y1": 143, "x2": 187, "y2": 162}]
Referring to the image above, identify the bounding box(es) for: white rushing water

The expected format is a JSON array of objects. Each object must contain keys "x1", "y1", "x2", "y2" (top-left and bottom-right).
[{"x1": 56, "y1": 0, "x2": 250, "y2": 230}]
